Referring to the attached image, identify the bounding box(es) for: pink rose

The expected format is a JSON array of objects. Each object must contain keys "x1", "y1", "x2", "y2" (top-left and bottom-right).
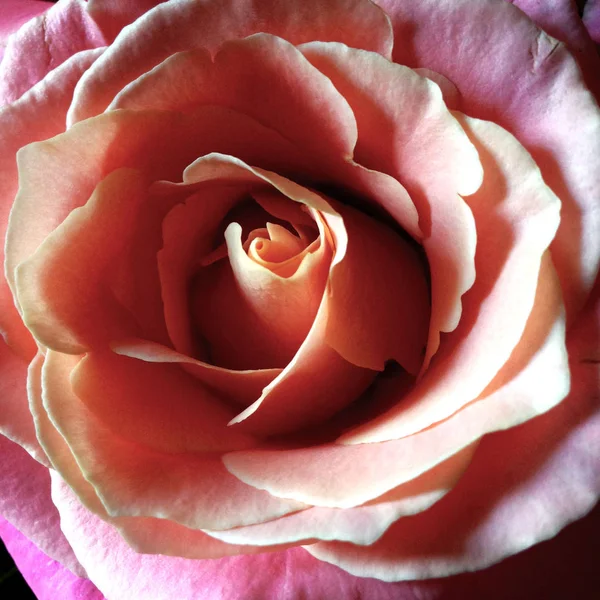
[{"x1": 1, "y1": 0, "x2": 599, "y2": 598}]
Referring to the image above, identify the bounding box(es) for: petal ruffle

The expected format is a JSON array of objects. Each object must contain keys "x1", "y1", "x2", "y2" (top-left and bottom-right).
[
  {"x1": 68, "y1": 0, "x2": 393, "y2": 123},
  {"x1": 377, "y1": 0, "x2": 600, "y2": 322},
  {"x1": 0, "y1": 0, "x2": 105, "y2": 104}
]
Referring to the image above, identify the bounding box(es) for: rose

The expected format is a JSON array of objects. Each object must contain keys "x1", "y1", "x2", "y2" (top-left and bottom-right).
[{"x1": 0, "y1": 1, "x2": 599, "y2": 599}]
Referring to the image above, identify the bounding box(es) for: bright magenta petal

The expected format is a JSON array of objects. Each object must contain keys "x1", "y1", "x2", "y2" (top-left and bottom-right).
[
  {"x1": 0, "y1": 0, "x2": 105, "y2": 104},
  {"x1": 584, "y1": 0, "x2": 600, "y2": 44},
  {"x1": 69, "y1": 0, "x2": 392, "y2": 122},
  {"x1": 378, "y1": 0, "x2": 600, "y2": 322},
  {"x1": 0, "y1": 434, "x2": 86, "y2": 577}
]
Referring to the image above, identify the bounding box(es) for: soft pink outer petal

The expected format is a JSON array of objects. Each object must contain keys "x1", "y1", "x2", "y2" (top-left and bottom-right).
[
  {"x1": 584, "y1": 0, "x2": 600, "y2": 44},
  {"x1": 376, "y1": 0, "x2": 600, "y2": 322},
  {"x1": 0, "y1": 1, "x2": 49, "y2": 64},
  {"x1": 0, "y1": 47, "x2": 103, "y2": 360},
  {"x1": 0, "y1": 0, "x2": 105, "y2": 105},
  {"x1": 0, "y1": 434, "x2": 85, "y2": 577},
  {"x1": 86, "y1": 0, "x2": 167, "y2": 42},
  {"x1": 68, "y1": 0, "x2": 393, "y2": 123},
  {"x1": 51, "y1": 476, "x2": 437, "y2": 600},
  {"x1": 0, "y1": 517, "x2": 104, "y2": 600}
]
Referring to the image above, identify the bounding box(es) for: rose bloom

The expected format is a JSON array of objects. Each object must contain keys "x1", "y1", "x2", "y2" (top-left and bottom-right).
[{"x1": 0, "y1": 0, "x2": 599, "y2": 598}]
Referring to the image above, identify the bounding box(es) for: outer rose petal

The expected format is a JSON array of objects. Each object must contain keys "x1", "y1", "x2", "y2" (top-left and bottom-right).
[
  {"x1": 51, "y1": 474, "x2": 439, "y2": 600},
  {"x1": 584, "y1": 0, "x2": 600, "y2": 44},
  {"x1": 342, "y1": 115, "x2": 561, "y2": 443},
  {"x1": 41, "y1": 350, "x2": 306, "y2": 531},
  {"x1": 0, "y1": 517, "x2": 104, "y2": 600},
  {"x1": 0, "y1": 435, "x2": 85, "y2": 577},
  {"x1": 0, "y1": 47, "x2": 103, "y2": 360},
  {"x1": 300, "y1": 42, "x2": 480, "y2": 371},
  {"x1": 0, "y1": 0, "x2": 50, "y2": 64},
  {"x1": 376, "y1": 0, "x2": 600, "y2": 321},
  {"x1": 68, "y1": 0, "x2": 393, "y2": 123},
  {"x1": 0, "y1": 0, "x2": 105, "y2": 104},
  {"x1": 0, "y1": 343, "x2": 46, "y2": 463},
  {"x1": 87, "y1": 0, "x2": 168, "y2": 42}
]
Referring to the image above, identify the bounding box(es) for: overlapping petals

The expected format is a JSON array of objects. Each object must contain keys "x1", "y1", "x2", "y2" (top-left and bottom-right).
[{"x1": 0, "y1": 0, "x2": 599, "y2": 592}]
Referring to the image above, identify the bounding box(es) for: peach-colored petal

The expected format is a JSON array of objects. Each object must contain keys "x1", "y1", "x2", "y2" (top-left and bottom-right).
[
  {"x1": 306, "y1": 355, "x2": 598, "y2": 581},
  {"x1": 224, "y1": 254, "x2": 568, "y2": 507},
  {"x1": 157, "y1": 186, "x2": 246, "y2": 358},
  {"x1": 0, "y1": 48, "x2": 102, "y2": 360},
  {"x1": 111, "y1": 338, "x2": 281, "y2": 409},
  {"x1": 0, "y1": 343, "x2": 47, "y2": 464},
  {"x1": 69, "y1": 0, "x2": 393, "y2": 123},
  {"x1": 15, "y1": 169, "x2": 147, "y2": 354},
  {"x1": 41, "y1": 350, "x2": 306, "y2": 530},
  {"x1": 193, "y1": 214, "x2": 328, "y2": 371},
  {"x1": 377, "y1": 0, "x2": 600, "y2": 322},
  {"x1": 0, "y1": 0, "x2": 105, "y2": 105},
  {"x1": 301, "y1": 42, "x2": 480, "y2": 371},
  {"x1": 30, "y1": 382, "x2": 300, "y2": 560},
  {"x1": 206, "y1": 446, "x2": 475, "y2": 547},
  {"x1": 341, "y1": 116, "x2": 562, "y2": 444},
  {"x1": 180, "y1": 154, "x2": 376, "y2": 435},
  {"x1": 70, "y1": 350, "x2": 257, "y2": 453},
  {"x1": 108, "y1": 35, "x2": 358, "y2": 166},
  {"x1": 322, "y1": 202, "x2": 429, "y2": 374}
]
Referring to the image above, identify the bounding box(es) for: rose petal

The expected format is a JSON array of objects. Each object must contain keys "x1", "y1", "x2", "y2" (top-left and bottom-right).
[
  {"x1": 205, "y1": 445, "x2": 475, "y2": 547},
  {"x1": 51, "y1": 477, "x2": 427, "y2": 600},
  {"x1": 584, "y1": 0, "x2": 600, "y2": 45},
  {"x1": 225, "y1": 254, "x2": 568, "y2": 507},
  {"x1": 0, "y1": 434, "x2": 85, "y2": 577},
  {"x1": 111, "y1": 339, "x2": 281, "y2": 409},
  {"x1": 301, "y1": 42, "x2": 480, "y2": 371},
  {"x1": 0, "y1": 343, "x2": 47, "y2": 464},
  {"x1": 0, "y1": 0, "x2": 105, "y2": 105},
  {"x1": 86, "y1": 0, "x2": 168, "y2": 43},
  {"x1": 68, "y1": 0, "x2": 393, "y2": 123},
  {"x1": 0, "y1": 516, "x2": 103, "y2": 600},
  {"x1": 0, "y1": 48, "x2": 103, "y2": 360},
  {"x1": 108, "y1": 35, "x2": 358, "y2": 168},
  {"x1": 41, "y1": 350, "x2": 306, "y2": 530},
  {"x1": 342, "y1": 115, "x2": 562, "y2": 444},
  {"x1": 306, "y1": 358, "x2": 598, "y2": 580},
  {"x1": 377, "y1": 0, "x2": 600, "y2": 321},
  {"x1": 0, "y1": 1, "x2": 50, "y2": 65},
  {"x1": 15, "y1": 169, "x2": 147, "y2": 354},
  {"x1": 322, "y1": 201, "x2": 429, "y2": 374}
]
